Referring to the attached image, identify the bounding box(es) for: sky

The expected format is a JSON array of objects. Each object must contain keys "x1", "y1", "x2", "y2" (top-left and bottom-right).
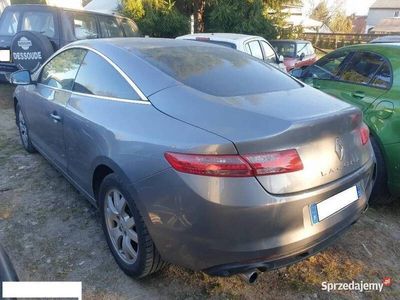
[{"x1": 303, "y1": 0, "x2": 377, "y2": 16}]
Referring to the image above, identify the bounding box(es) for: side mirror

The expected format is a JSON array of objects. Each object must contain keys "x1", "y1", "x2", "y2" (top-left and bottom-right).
[
  {"x1": 290, "y1": 68, "x2": 303, "y2": 78},
  {"x1": 10, "y1": 70, "x2": 32, "y2": 85},
  {"x1": 278, "y1": 55, "x2": 284, "y2": 63},
  {"x1": 299, "y1": 53, "x2": 305, "y2": 61}
]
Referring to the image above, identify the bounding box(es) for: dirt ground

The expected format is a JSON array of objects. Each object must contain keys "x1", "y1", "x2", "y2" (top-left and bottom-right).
[{"x1": 0, "y1": 83, "x2": 399, "y2": 299}]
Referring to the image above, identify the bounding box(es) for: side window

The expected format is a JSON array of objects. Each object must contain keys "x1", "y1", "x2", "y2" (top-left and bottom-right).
[
  {"x1": 0, "y1": 10, "x2": 20, "y2": 36},
  {"x1": 297, "y1": 43, "x2": 307, "y2": 57},
  {"x1": 261, "y1": 41, "x2": 276, "y2": 63},
  {"x1": 73, "y1": 51, "x2": 140, "y2": 100},
  {"x1": 21, "y1": 11, "x2": 55, "y2": 38},
  {"x1": 340, "y1": 52, "x2": 386, "y2": 85},
  {"x1": 119, "y1": 18, "x2": 140, "y2": 37},
  {"x1": 244, "y1": 43, "x2": 252, "y2": 55},
  {"x1": 40, "y1": 49, "x2": 87, "y2": 90},
  {"x1": 247, "y1": 41, "x2": 263, "y2": 60},
  {"x1": 99, "y1": 16, "x2": 124, "y2": 38},
  {"x1": 315, "y1": 51, "x2": 351, "y2": 78},
  {"x1": 371, "y1": 62, "x2": 391, "y2": 89},
  {"x1": 67, "y1": 12, "x2": 98, "y2": 40},
  {"x1": 307, "y1": 43, "x2": 315, "y2": 55}
]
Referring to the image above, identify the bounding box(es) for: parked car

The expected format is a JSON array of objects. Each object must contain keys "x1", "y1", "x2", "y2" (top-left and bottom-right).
[
  {"x1": 11, "y1": 38, "x2": 374, "y2": 281},
  {"x1": 291, "y1": 43, "x2": 400, "y2": 204},
  {"x1": 0, "y1": 4, "x2": 139, "y2": 81},
  {"x1": 176, "y1": 33, "x2": 287, "y2": 72},
  {"x1": 270, "y1": 40, "x2": 317, "y2": 72}
]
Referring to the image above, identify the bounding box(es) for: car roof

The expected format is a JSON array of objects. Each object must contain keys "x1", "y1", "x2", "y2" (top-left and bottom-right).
[
  {"x1": 177, "y1": 33, "x2": 263, "y2": 43},
  {"x1": 67, "y1": 38, "x2": 231, "y2": 96},
  {"x1": 336, "y1": 42, "x2": 400, "y2": 55},
  {"x1": 6, "y1": 4, "x2": 126, "y2": 19}
]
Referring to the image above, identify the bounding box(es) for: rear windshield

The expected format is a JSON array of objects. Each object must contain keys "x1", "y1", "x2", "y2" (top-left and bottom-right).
[
  {"x1": 136, "y1": 45, "x2": 301, "y2": 97},
  {"x1": 271, "y1": 41, "x2": 296, "y2": 58},
  {"x1": 0, "y1": 10, "x2": 19, "y2": 36},
  {"x1": 0, "y1": 9, "x2": 55, "y2": 38}
]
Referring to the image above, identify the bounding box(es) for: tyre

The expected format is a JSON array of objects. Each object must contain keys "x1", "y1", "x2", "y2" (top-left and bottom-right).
[
  {"x1": 16, "y1": 103, "x2": 36, "y2": 153},
  {"x1": 369, "y1": 136, "x2": 392, "y2": 205},
  {"x1": 11, "y1": 31, "x2": 54, "y2": 73},
  {"x1": 99, "y1": 173, "x2": 166, "y2": 278}
]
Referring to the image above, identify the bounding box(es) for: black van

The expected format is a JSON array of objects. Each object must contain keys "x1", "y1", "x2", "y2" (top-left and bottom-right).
[{"x1": 0, "y1": 4, "x2": 140, "y2": 81}]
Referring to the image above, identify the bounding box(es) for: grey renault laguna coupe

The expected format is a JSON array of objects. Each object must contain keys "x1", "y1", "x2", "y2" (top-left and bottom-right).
[{"x1": 10, "y1": 38, "x2": 375, "y2": 282}]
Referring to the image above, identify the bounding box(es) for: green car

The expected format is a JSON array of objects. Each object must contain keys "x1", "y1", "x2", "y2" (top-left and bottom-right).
[{"x1": 291, "y1": 43, "x2": 400, "y2": 204}]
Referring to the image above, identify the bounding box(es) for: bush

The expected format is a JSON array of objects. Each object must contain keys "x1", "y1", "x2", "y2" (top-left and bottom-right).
[
  {"x1": 120, "y1": 0, "x2": 189, "y2": 38},
  {"x1": 138, "y1": 3, "x2": 190, "y2": 38},
  {"x1": 205, "y1": 0, "x2": 277, "y2": 39}
]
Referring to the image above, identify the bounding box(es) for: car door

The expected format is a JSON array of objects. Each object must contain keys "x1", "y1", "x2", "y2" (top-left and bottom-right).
[
  {"x1": 23, "y1": 48, "x2": 87, "y2": 170},
  {"x1": 64, "y1": 50, "x2": 141, "y2": 193},
  {"x1": 321, "y1": 51, "x2": 391, "y2": 112}
]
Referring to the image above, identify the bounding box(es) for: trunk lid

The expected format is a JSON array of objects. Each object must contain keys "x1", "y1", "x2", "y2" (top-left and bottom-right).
[{"x1": 150, "y1": 85, "x2": 373, "y2": 194}]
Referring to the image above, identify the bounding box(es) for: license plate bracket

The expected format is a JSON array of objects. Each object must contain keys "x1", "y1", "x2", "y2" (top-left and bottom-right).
[{"x1": 310, "y1": 184, "x2": 362, "y2": 225}]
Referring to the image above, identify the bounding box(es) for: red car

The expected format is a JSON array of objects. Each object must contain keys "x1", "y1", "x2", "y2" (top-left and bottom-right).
[{"x1": 270, "y1": 40, "x2": 317, "y2": 72}]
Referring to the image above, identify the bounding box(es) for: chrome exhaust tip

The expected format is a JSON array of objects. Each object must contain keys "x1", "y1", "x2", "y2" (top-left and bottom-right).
[{"x1": 238, "y1": 270, "x2": 258, "y2": 284}]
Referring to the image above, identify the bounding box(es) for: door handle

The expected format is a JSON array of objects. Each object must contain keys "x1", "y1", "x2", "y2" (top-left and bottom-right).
[
  {"x1": 351, "y1": 91, "x2": 365, "y2": 99},
  {"x1": 50, "y1": 112, "x2": 61, "y2": 122}
]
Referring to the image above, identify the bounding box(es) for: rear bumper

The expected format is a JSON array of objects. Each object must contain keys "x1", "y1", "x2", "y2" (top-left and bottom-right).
[{"x1": 134, "y1": 157, "x2": 375, "y2": 273}]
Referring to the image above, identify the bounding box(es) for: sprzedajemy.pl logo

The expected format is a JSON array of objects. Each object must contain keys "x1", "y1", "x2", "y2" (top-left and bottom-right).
[{"x1": 321, "y1": 277, "x2": 393, "y2": 293}]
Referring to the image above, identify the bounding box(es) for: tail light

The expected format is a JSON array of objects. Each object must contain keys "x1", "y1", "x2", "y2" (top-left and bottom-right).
[
  {"x1": 164, "y1": 150, "x2": 303, "y2": 177},
  {"x1": 360, "y1": 124, "x2": 370, "y2": 145}
]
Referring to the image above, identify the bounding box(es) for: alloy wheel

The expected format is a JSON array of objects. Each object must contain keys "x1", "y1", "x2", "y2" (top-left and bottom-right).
[{"x1": 104, "y1": 189, "x2": 139, "y2": 264}]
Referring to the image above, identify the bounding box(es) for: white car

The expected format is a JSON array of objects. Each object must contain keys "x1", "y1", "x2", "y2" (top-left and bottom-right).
[{"x1": 176, "y1": 33, "x2": 287, "y2": 72}]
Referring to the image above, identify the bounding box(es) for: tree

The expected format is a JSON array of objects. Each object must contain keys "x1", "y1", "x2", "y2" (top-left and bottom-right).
[
  {"x1": 205, "y1": 0, "x2": 277, "y2": 39},
  {"x1": 329, "y1": 9, "x2": 353, "y2": 33},
  {"x1": 310, "y1": 0, "x2": 330, "y2": 24}
]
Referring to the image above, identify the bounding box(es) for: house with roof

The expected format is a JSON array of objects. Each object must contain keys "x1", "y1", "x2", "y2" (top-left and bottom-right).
[{"x1": 367, "y1": 0, "x2": 400, "y2": 31}]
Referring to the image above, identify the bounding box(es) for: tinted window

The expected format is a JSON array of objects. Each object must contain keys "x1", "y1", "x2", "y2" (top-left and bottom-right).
[
  {"x1": 40, "y1": 49, "x2": 87, "y2": 90},
  {"x1": 67, "y1": 12, "x2": 98, "y2": 39},
  {"x1": 119, "y1": 18, "x2": 140, "y2": 37},
  {"x1": 247, "y1": 41, "x2": 263, "y2": 60},
  {"x1": 73, "y1": 51, "x2": 140, "y2": 99},
  {"x1": 271, "y1": 41, "x2": 296, "y2": 58},
  {"x1": 371, "y1": 62, "x2": 391, "y2": 89},
  {"x1": 99, "y1": 16, "x2": 124, "y2": 38},
  {"x1": 21, "y1": 11, "x2": 55, "y2": 38},
  {"x1": 261, "y1": 41, "x2": 276, "y2": 63},
  {"x1": 340, "y1": 52, "x2": 385, "y2": 85},
  {"x1": 136, "y1": 45, "x2": 301, "y2": 97},
  {"x1": 307, "y1": 51, "x2": 351, "y2": 79},
  {"x1": 0, "y1": 10, "x2": 19, "y2": 36}
]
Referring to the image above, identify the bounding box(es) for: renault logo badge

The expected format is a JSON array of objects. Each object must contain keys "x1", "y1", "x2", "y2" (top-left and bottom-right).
[{"x1": 335, "y1": 138, "x2": 344, "y2": 161}]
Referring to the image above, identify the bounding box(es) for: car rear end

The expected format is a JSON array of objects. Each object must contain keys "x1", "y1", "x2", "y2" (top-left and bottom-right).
[
  {"x1": 142, "y1": 104, "x2": 375, "y2": 275},
  {"x1": 123, "y1": 41, "x2": 376, "y2": 276}
]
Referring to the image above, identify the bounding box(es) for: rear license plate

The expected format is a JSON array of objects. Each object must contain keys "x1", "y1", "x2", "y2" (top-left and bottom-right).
[
  {"x1": 310, "y1": 185, "x2": 361, "y2": 224},
  {"x1": 0, "y1": 50, "x2": 10, "y2": 62}
]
